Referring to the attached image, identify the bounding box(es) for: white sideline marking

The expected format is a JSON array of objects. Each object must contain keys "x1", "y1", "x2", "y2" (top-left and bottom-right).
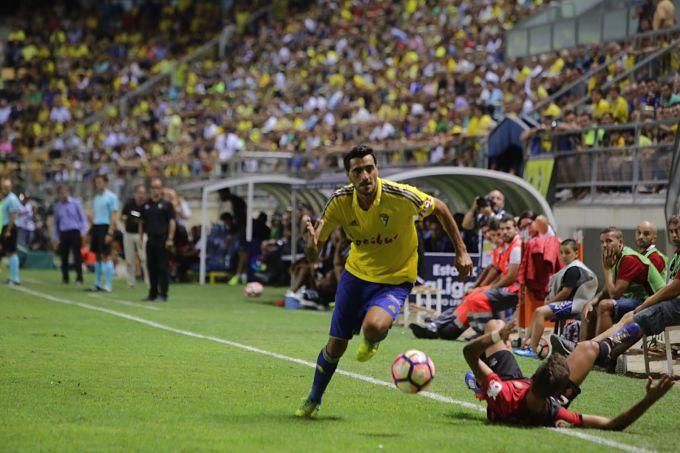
[
  {"x1": 88, "y1": 293, "x2": 161, "y2": 311},
  {"x1": 11, "y1": 285, "x2": 654, "y2": 453}
]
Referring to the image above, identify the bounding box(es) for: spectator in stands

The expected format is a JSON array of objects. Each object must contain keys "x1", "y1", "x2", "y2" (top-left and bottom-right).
[
  {"x1": 591, "y1": 89, "x2": 610, "y2": 120},
  {"x1": 660, "y1": 83, "x2": 680, "y2": 107},
  {"x1": 53, "y1": 185, "x2": 87, "y2": 285},
  {"x1": 635, "y1": 220, "x2": 668, "y2": 279},
  {"x1": 120, "y1": 184, "x2": 148, "y2": 288},
  {"x1": 514, "y1": 239, "x2": 598, "y2": 359},
  {"x1": 608, "y1": 86, "x2": 629, "y2": 124},
  {"x1": 653, "y1": 0, "x2": 677, "y2": 30},
  {"x1": 636, "y1": 0, "x2": 657, "y2": 32}
]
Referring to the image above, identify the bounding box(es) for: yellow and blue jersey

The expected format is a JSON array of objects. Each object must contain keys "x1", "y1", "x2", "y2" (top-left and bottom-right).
[{"x1": 317, "y1": 178, "x2": 435, "y2": 285}]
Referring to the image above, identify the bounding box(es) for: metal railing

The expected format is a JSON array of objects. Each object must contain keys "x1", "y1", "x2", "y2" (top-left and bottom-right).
[
  {"x1": 565, "y1": 37, "x2": 680, "y2": 112},
  {"x1": 528, "y1": 27, "x2": 680, "y2": 116},
  {"x1": 524, "y1": 118, "x2": 679, "y2": 202},
  {"x1": 27, "y1": 135, "x2": 491, "y2": 204},
  {"x1": 507, "y1": 0, "x2": 680, "y2": 58}
]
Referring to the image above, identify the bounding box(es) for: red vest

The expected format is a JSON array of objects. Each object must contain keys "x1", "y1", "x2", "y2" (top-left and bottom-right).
[{"x1": 497, "y1": 235, "x2": 522, "y2": 292}]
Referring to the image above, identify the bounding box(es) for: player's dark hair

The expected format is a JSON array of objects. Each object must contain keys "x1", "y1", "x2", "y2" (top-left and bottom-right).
[
  {"x1": 95, "y1": 174, "x2": 108, "y2": 183},
  {"x1": 600, "y1": 226, "x2": 623, "y2": 240},
  {"x1": 343, "y1": 144, "x2": 376, "y2": 172},
  {"x1": 499, "y1": 214, "x2": 516, "y2": 226},
  {"x1": 668, "y1": 214, "x2": 680, "y2": 227},
  {"x1": 487, "y1": 218, "x2": 500, "y2": 231},
  {"x1": 518, "y1": 211, "x2": 537, "y2": 223},
  {"x1": 560, "y1": 239, "x2": 579, "y2": 252},
  {"x1": 531, "y1": 354, "x2": 570, "y2": 399}
]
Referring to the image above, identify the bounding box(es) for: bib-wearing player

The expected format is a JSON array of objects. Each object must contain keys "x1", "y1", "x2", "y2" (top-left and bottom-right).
[
  {"x1": 555, "y1": 215, "x2": 680, "y2": 362},
  {"x1": 576, "y1": 227, "x2": 665, "y2": 342},
  {"x1": 295, "y1": 145, "x2": 472, "y2": 417},
  {"x1": 635, "y1": 220, "x2": 667, "y2": 280}
]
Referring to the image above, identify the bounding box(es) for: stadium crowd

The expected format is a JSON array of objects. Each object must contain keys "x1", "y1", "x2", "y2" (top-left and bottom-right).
[
  {"x1": 0, "y1": 0, "x2": 228, "y2": 163},
  {"x1": 0, "y1": 0, "x2": 676, "y2": 187}
]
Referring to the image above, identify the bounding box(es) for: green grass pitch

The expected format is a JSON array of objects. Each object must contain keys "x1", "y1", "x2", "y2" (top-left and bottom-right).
[{"x1": 1, "y1": 271, "x2": 678, "y2": 452}]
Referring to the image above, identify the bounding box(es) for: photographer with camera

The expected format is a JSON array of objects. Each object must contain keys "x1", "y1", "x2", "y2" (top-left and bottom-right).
[{"x1": 462, "y1": 190, "x2": 506, "y2": 232}]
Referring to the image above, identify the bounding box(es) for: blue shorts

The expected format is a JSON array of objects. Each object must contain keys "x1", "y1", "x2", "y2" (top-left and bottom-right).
[
  {"x1": 614, "y1": 298, "x2": 643, "y2": 321},
  {"x1": 330, "y1": 270, "x2": 412, "y2": 340},
  {"x1": 549, "y1": 301, "x2": 576, "y2": 320}
]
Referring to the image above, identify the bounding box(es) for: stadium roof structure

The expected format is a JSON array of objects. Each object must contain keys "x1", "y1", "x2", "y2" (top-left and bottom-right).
[{"x1": 195, "y1": 168, "x2": 556, "y2": 284}]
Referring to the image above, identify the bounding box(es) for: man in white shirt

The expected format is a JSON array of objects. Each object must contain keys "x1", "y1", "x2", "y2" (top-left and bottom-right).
[{"x1": 49, "y1": 97, "x2": 72, "y2": 124}]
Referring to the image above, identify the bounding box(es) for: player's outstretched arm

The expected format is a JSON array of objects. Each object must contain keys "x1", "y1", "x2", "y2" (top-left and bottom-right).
[
  {"x1": 302, "y1": 215, "x2": 325, "y2": 263},
  {"x1": 463, "y1": 321, "x2": 516, "y2": 381},
  {"x1": 580, "y1": 375, "x2": 674, "y2": 431},
  {"x1": 433, "y1": 198, "x2": 472, "y2": 280}
]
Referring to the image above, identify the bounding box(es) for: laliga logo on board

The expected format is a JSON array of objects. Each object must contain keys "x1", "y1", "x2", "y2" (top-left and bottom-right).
[{"x1": 432, "y1": 263, "x2": 461, "y2": 277}]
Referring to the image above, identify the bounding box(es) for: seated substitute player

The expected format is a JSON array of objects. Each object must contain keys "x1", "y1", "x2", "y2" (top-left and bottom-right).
[
  {"x1": 554, "y1": 214, "x2": 680, "y2": 360},
  {"x1": 411, "y1": 215, "x2": 521, "y2": 340},
  {"x1": 295, "y1": 144, "x2": 472, "y2": 418},
  {"x1": 514, "y1": 239, "x2": 598, "y2": 358},
  {"x1": 464, "y1": 320, "x2": 674, "y2": 429},
  {"x1": 576, "y1": 227, "x2": 665, "y2": 343},
  {"x1": 635, "y1": 220, "x2": 667, "y2": 280}
]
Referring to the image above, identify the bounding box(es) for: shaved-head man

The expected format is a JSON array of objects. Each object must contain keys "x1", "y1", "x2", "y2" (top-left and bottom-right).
[{"x1": 635, "y1": 221, "x2": 667, "y2": 279}]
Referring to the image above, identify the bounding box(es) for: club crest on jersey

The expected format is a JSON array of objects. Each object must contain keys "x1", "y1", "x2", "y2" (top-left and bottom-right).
[
  {"x1": 349, "y1": 219, "x2": 359, "y2": 227},
  {"x1": 379, "y1": 214, "x2": 389, "y2": 227}
]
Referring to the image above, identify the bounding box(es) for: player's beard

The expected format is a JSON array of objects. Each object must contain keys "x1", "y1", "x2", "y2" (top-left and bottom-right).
[{"x1": 358, "y1": 180, "x2": 375, "y2": 196}]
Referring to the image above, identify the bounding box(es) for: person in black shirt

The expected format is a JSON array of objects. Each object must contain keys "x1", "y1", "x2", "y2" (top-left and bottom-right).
[
  {"x1": 140, "y1": 178, "x2": 176, "y2": 302},
  {"x1": 120, "y1": 185, "x2": 148, "y2": 288}
]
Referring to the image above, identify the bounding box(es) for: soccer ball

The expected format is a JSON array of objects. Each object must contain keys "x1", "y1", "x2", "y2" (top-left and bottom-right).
[
  {"x1": 391, "y1": 350, "x2": 435, "y2": 394},
  {"x1": 536, "y1": 337, "x2": 551, "y2": 360},
  {"x1": 244, "y1": 282, "x2": 263, "y2": 297}
]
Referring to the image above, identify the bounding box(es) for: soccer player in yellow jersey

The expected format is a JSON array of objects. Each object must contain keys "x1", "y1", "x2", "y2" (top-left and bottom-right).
[{"x1": 295, "y1": 145, "x2": 472, "y2": 417}]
